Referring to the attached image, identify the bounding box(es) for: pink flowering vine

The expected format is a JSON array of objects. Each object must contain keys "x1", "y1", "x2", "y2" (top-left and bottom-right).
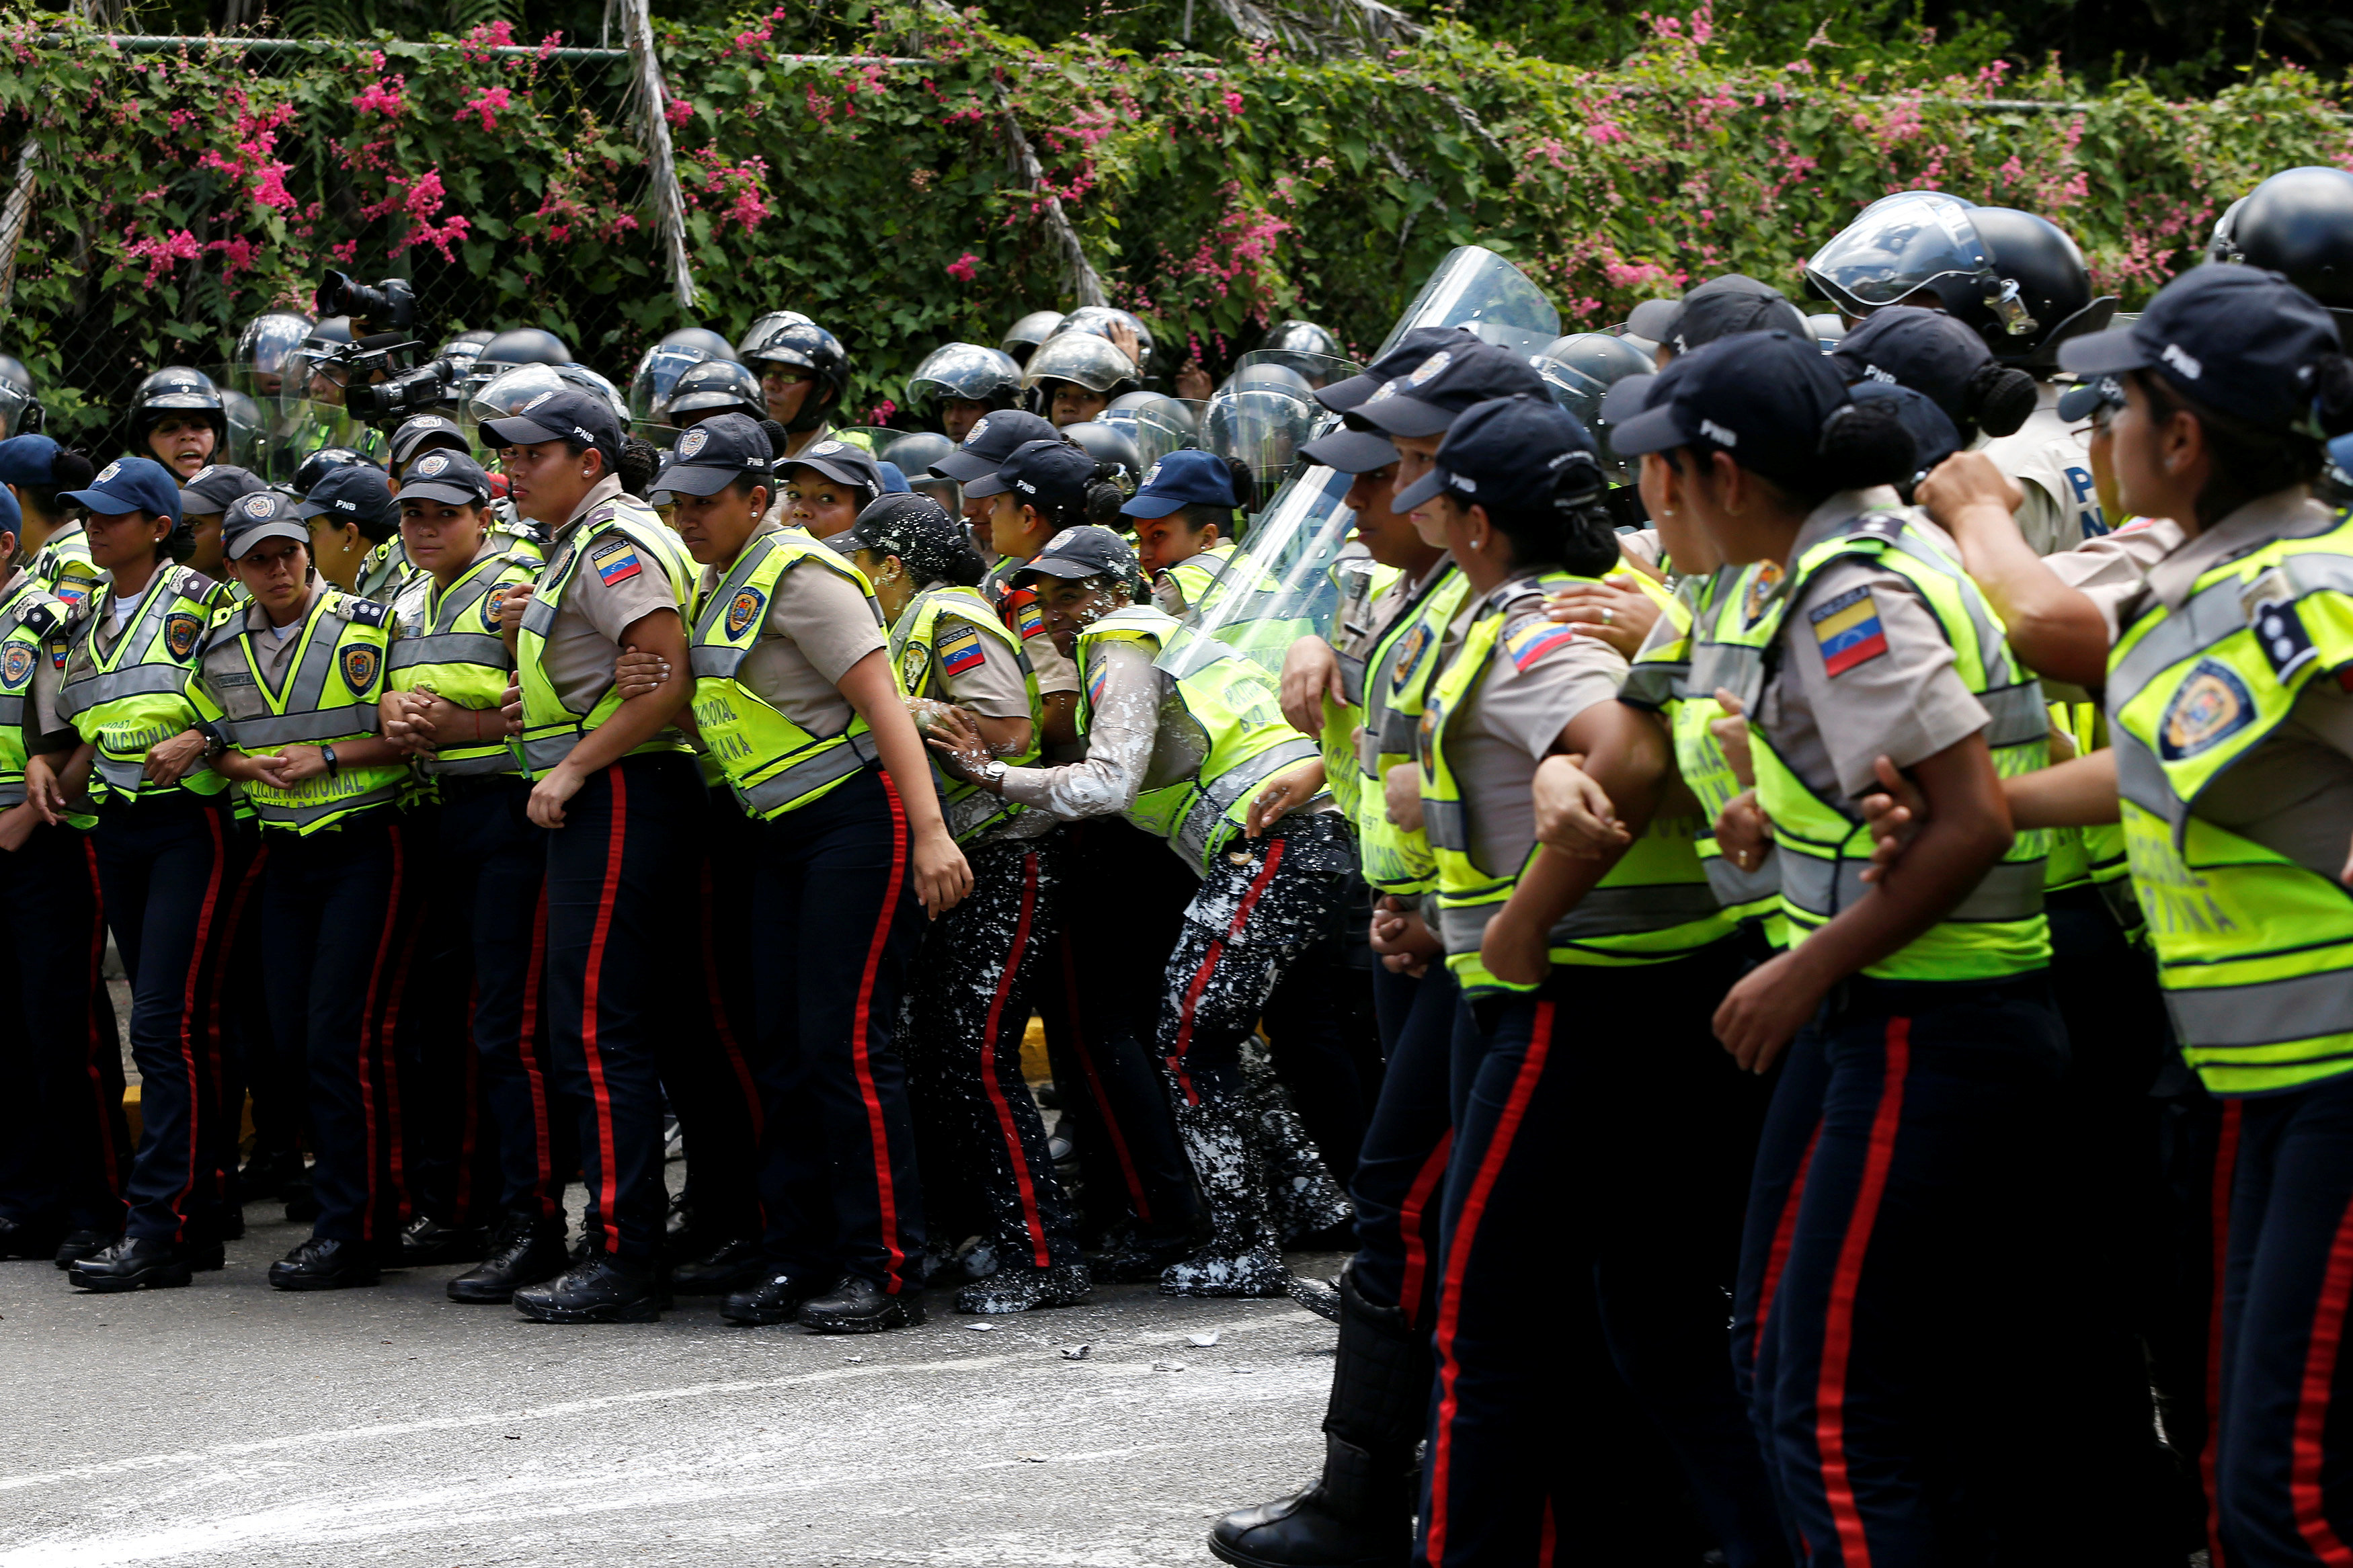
[
  {"x1": 458, "y1": 87, "x2": 512, "y2": 132},
  {"x1": 946, "y1": 251, "x2": 979, "y2": 282}
]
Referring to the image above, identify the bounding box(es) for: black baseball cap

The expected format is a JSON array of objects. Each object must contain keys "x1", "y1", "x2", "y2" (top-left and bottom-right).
[
  {"x1": 223, "y1": 489, "x2": 310, "y2": 559},
  {"x1": 0, "y1": 434, "x2": 63, "y2": 487},
  {"x1": 651, "y1": 413, "x2": 772, "y2": 501},
  {"x1": 396, "y1": 448, "x2": 495, "y2": 507},
  {"x1": 967, "y1": 437, "x2": 1095, "y2": 504},
  {"x1": 177, "y1": 463, "x2": 269, "y2": 517},
  {"x1": 63, "y1": 456, "x2": 182, "y2": 524},
  {"x1": 389, "y1": 414, "x2": 469, "y2": 474},
  {"x1": 932, "y1": 409, "x2": 1059, "y2": 483},
  {"x1": 1122, "y1": 449, "x2": 1239, "y2": 518},
  {"x1": 1608, "y1": 331, "x2": 1855, "y2": 488},
  {"x1": 1392, "y1": 396, "x2": 1602, "y2": 512},
  {"x1": 832, "y1": 493, "x2": 973, "y2": 584},
  {"x1": 293, "y1": 463, "x2": 399, "y2": 532},
  {"x1": 1626, "y1": 275, "x2": 1809, "y2": 355},
  {"x1": 480, "y1": 388, "x2": 623, "y2": 461},
  {"x1": 1848, "y1": 380, "x2": 1962, "y2": 479},
  {"x1": 2061, "y1": 262, "x2": 2344, "y2": 433},
  {"x1": 1830, "y1": 306, "x2": 1992, "y2": 429},
  {"x1": 1015, "y1": 523, "x2": 1139, "y2": 587},
  {"x1": 1347, "y1": 342, "x2": 1550, "y2": 438},
  {"x1": 783, "y1": 438, "x2": 885, "y2": 503},
  {"x1": 1314, "y1": 326, "x2": 1481, "y2": 415}
]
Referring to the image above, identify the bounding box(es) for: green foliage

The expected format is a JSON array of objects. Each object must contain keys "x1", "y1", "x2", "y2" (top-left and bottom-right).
[{"x1": 1, "y1": 2, "x2": 2350, "y2": 443}]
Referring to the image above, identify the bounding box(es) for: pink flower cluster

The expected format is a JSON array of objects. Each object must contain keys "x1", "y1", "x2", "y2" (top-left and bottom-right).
[{"x1": 457, "y1": 86, "x2": 513, "y2": 133}]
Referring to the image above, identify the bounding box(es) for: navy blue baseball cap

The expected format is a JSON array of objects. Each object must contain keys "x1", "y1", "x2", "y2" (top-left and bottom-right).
[
  {"x1": 1626, "y1": 274, "x2": 1810, "y2": 356},
  {"x1": 1831, "y1": 306, "x2": 2009, "y2": 435},
  {"x1": 1314, "y1": 326, "x2": 1482, "y2": 415},
  {"x1": 1607, "y1": 331, "x2": 1855, "y2": 488},
  {"x1": 967, "y1": 437, "x2": 1095, "y2": 505},
  {"x1": 1393, "y1": 397, "x2": 1603, "y2": 513},
  {"x1": 1848, "y1": 380, "x2": 1962, "y2": 482},
  {"x1": 0, "y1": 433, "x2": 62, "y2": 487},
  {"x1": 481, "y1": 388, "x2": 624, "y2": 462},
  {"x1": 1016, "y1": 523, "x2": 1140, "y2": 589},
  {"x1": 783, "y1": 438, "x2": 886, "y2": 505},
  {"x1": 652, "y1": 413, "x2": 772, "y2": 500},
  {"x1": 294, "y1": 462, "x2": 398, "y2": 534},
  {"x1": 389, "y1": 414, "x2": 469, "y2": 474},
  {"x1": 2061, "y1": 262, "x2": 2344, "y2": 433},
  {"x1": 1347, "y1": 342, "x2": 1551, "y2": 439},
  {"x1": 396, "y1": 448, "x2": 495, "y2": 508},
  {"x1": 177, "y1": 463, "x2": 269, "y2": 518},
  {"x1": 222, "y1": 489, "x2": 310, "y2": 559},
  {"x1": 1122, "y1": 449, "x2": 1240, "y2": 519},
  {"x1": 63, "y1": 456, "x2": 182, "y2": 524},
  {"x1": 932, "y1": 409, "x2": 1060, "y2": 483}
]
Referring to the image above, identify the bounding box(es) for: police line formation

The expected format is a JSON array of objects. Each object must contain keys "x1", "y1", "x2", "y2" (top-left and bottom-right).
[{"x1": 5, "y1": 164, "x2": 2353, "y2": 1567}]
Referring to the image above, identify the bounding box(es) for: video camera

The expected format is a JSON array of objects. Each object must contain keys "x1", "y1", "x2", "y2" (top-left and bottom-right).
[
  {"x1": 316, "y1": 271, "x2": 417, "y2": 333},
  {"x1": 309, "y1": 272, "x2": 458, "y2": 424}
]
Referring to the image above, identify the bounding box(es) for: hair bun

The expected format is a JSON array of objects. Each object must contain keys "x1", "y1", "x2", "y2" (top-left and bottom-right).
[
  {"x1": 1816, "y1": 399, "x2": 1917, "y2": 490},
  {"x1": 52, "y1": 448, "x2": 95, "y2": 491},
  {"x1": 1966, "y1": 362, "x2": 2039, "y2": 439},
  {"x1": 760, "y1": 419, "x2": 791, "y2": 459},
  {"x1": 616, "y1": 433, "x2": 661, "y2": 498},
  {"x1": 2311, "y1": 352, "x2": 2353, "y2": 439}
]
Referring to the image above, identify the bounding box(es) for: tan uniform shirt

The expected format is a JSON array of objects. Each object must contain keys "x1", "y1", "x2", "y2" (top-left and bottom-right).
[
  {"x1": 2042, "y1": 516, "x2": 2188, "y2": 645},
  {"x1": 707, "y1": 520, "x2": 885, "y2": 734},
  {"x1": 1979, "y1": 385, "x2": 2106, "y2": 556},
  {"x1": 1757, "y1": 493, "x2": 1990, "y2": 802},
  {"x1": 1449, "y1": 574, "x2": 1627, "y2": 878},
  {"x1": 2122, "y1": 489, "x2": 2353, "y2": 880},
  {"x1": 539, "y1": 477, "x2": 687, "y2": 716},
  {"x1": 910, "y1": 589, "x2": 1033, "y2": 722}
]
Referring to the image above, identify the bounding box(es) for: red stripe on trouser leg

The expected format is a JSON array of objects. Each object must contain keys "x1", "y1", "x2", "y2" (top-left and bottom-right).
[
  {"x1": 849, "y1": 774, "x2": 912, "y2": 1292},
  {"x1": 1756, "y1": 1124, "x2": 1824, "y2": 1360},
  {"x1": 978, "y1": 852, "x2": 1050, "y2": 1268},
  {"x1": 81, "y1": 838, "x2": 121, "y2": 1190},
  {"x1": 1396, "y1": 1128, "x2": 1453, "y2": 1331},
  {"x1": 700, "y1": 860, "x2": 764, "y2": 1138},
  {"x1": 1425, "y1": 999, "x2": 1556, "y2": 1567},
  {"x1": 2208, "y1": 1100, "x2": 2244, "y2": 1568},
  {"x1": 1164, "y1": 838, "x2": 1287, "y2": 1105},
  {"x1": 520, "y1": 885, "x2": 555, "y2": 1216},
  {"x1": 1061, "y1": 931, "x2": 1151, "y2": 1221},
  {"x1": 578, "y1": 767, "x2": 629, "y2": 1253},
  {"x1": 165, "y1": 810, "x2": 229, "y2": 1243},
  {"x1": 1814, "y1": 1016, "x2": 1912, "y2": 1568},
  {"x1": 1537, "y1": 1498, "x2": 1556, "y2": 1568},
  {"x1": 352, "y1": 825, "x2": 411, "y2": 1242},
  {"x1": 2290, "y1": 1192, "x2": 2353, "y2": 1562}
]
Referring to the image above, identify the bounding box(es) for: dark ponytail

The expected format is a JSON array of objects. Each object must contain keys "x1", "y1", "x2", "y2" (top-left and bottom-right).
[
  {"x1": 1808, "y1": 398, "x2": 1917, "y2": 498},
  {"x1": 17, "y1": 446, "x2": 95, "y2": 523},
  {"x1": 1045, "y1": 460, "x2": 1129, "y2": 535},
  {"x1": 1482, "y1": 453, "x2": 1620, "y2": 579},
  {"x1": 760, "y1": 419, "x2": 791, "y2": 460},
  {"x1": 616, "y1": 434, "x2": 661, "y2": 499},
  {"x1": 1963, "y1": 360, "x2": 2038, "y2": 440}
]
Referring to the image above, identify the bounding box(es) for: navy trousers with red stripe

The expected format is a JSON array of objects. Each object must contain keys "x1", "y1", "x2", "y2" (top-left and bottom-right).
[
  {"x1": 411, "y1": 780, "x2": 566, "y2": 1226},
  {"x1": 906, "y1": 834, "x2": 1082, "y2": 1272},
  {"x1": 749, "y1": 768, "x2": 926, "y2": 1294},
  {"x1": 2213, "y1": 1069, "x2": 2353, "y2": 1567},
  {"x1": 1744, "y1": 975, "x2": 2068, "y2": 1568},
  {"x1": 543, "y1": 753, "x2": 703, "y2": 1261},
  {"x1": 261, "y1": 813, "x2": 423, "y2": 1246},
  {"x1": 0, "y1": 821, "x2": 128, "y2": 1235},
  {"x1": 1420, "y1": 944, "x2": 1785, "y2": 1568},
  {"x1": 94, "y1": 792, "x2": 241, "y2": 1246},
  {"x1": 1350, "y1": 961, "x2": 1466, "y2": 1325},
  {"x1": 1040, "y1": 817, "x2": 1199, "y2": 1247},
  {"x1": 662, "y1": 793, "x2": 764, "y2": 1247}
]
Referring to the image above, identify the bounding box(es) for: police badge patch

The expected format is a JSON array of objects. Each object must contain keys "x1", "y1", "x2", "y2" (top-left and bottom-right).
[
  {"x1": 2158, "y1": 659, "x2": 2255, "y2": 761},
  {"x1": 1388, "y1": 622, "x2": 1434, "y2": 698},
  {"x1": 482, "y1": 583, "x2": 514, "y2": 632},
  {"x1": 901, "y1": 643, "x2": 931, "y2": 694},
  {"x1": 340, "y1": 643, "x2": 381, "y2": 694},
  {"x1": 678, "y1": 427, "x2": 709, "y2": 458},
  {"x1": 1743, "y1": 561, "x2": 1784, "y2": 627},
  {"x1": 725, "y1": 587, "x2": 765, "y2": 638},
  {"x1": 164, "y1": 611, "x2": 204, "y2": 661},
  {"x1": 415, "y1": 452, "x2": 452, "y2": 478},
  {"x1": 1, "y1": 645, "x2": 32, "y2": 688}
]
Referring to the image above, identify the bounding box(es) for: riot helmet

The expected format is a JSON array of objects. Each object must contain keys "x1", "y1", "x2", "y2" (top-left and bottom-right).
[
  {"x1": 0, "y1": 354, "x2": 40, "y2": 438},
  {"x1": 131, "y1": 366, "x2": 227, "y2": 446},
  {"x1": 1051, "y1": 306, "x2": 1156, "y2": 378},
  {"x1": 1101, "y1": 390, "x2": 1201, "y2": 466},
  {"x1": 742, "y1": 317, "x2": 850, "y2": 432},
  {"x1": 1250, "y1": 321, "x2": 1353, "y2": 385},
  {"x1": 735, "y1": 310, "x2": 813, "y2": 360},
  {"x1": 2209, "y1": 166, "x2": 2353, "y2": 319},
  {"x1": 1805, "y1": 192, "x2": 2116, "y2": 370},
  {"x1": 1204, "y1": 363, "x2": 1324, "y2": 495},
  {"x1": 1022, "y1": 332, "x2": 1141, "y2": 421},
  {"x1": 1058, "y1": 420, "x2": 1146, "y2": 489},
  {"x1": 1532, "y1": 332, "x2": 1656, "y2": 452},
  {"x1": 1000, "y1": 310, "x2": 1066, "y2": 366},
  {"x1": 905, "y1": 342, "x2": 1024, "y2": 430},
  {"x1": 229, "y1": 312, "x2": 315, "y2": 400},
  {"x1": 663, "y1": 359, "x2": 767, "y2": 427},
  {"x1": 290, "y1": 444, "x2": 381, "y2": 497},
  {"x1": 881, "y1": 429, "x2": 961, "y2": 511},
  {"x1": 628, "y1": 327, "x2": 740, "y2": 427}
]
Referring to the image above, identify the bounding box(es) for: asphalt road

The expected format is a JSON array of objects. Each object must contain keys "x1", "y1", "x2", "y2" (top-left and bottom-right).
[{"x1": 0, "y1": 1201, "x2": 1345, "y2": 1568}]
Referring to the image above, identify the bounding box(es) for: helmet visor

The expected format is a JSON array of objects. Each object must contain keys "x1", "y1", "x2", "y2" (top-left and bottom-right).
[
  {"x1": 907, "y1": 343, "x2": 1021, "y2": 406},
  {"x1": 1021, "y1": 333, "x2": 1135, "y2": 395},
  {"x1": 1235, "y1": 347, "x2": 1361, "y2": 390},
  {"x1": 629, "y1": 344, "x2": 715, "y2": 423},
  {"x1": 1805, "y1": 190, "x2": 1997, "y2": 312}
]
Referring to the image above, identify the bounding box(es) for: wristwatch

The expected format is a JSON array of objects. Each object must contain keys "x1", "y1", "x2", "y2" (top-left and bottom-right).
[
  {"x1": 321, "y1": 743, "x2": 342, "y2": 778},
  {"x1": 974, "y1": 757, "x2": 1008, "y2": 789}
]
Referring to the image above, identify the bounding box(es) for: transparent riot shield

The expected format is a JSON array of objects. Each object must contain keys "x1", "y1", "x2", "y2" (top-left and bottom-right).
[
  {"x1": 1377, "y1": 245, "x2": 1560, "y2": 359},
  {"x1": 268, "y1": 398, "x2": 388, "y2": 485}
]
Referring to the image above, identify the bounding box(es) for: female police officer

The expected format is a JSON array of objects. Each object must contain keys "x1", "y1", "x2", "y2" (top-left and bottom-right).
[
  {"x1": 26, "y1": 458, "x2": 240, "y2": 1290},
  {"x1": 378, "y1": 449, "x2": 572, "y2": 1301},
  {"x1": 188, "y1": 493, "x2": 415, "y2": 1290},
  {"x1": 627, "y1": 413, "x2": 969, "y2": 1333},
  {"x1": 927, "y1": 525, "x2": 1347, "y2": 1299},
  {"x1": 1611, "y1": 330, "x2": 2071, "y2": 1565}
]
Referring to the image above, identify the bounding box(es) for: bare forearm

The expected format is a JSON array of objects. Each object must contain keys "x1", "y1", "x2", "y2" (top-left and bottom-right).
[
  {"x1": 842, "y1": 651, "x2": 953, "y2": 841},
  {"x1": 1946, "y1": 501, "x2": 2110, "y2": 688},
  {"x1": 2007, "y1": 749, "x2": 2119, "y2": 829}
]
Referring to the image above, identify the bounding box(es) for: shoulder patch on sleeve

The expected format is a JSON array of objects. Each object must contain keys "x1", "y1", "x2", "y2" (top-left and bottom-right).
[
  {"x1": 589, "y1": 535, "x2": 644, "y2": 587},
  {"x1": 1808, "y1": 585, "x2": 1889, "y2": 676},
  {"x1": 1011, "y1": 598, "x2": 1045, "y2": 642},
  {"x1": 341, "y1": 595, "x2": 391, "y2": 628},
  {"x1": 1501, "y1": 614, "x2": 1578, "y2": 672},
  {"x1": 937, "y1": 622, "x2": 986, "y2": 677}
]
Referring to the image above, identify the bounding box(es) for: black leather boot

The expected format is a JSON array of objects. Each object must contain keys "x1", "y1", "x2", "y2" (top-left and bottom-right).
[
  {"x1": 954, "y1": 1260, "x2": 1092, "y2": 1315},
  {"x1": 1162, "y1": 1085, "x2": 1289, "y2": 1298},
  {"x1": 670, "y1": 1237, "x2": 769, "y2": 1295},
  {"x1": 268, "y1": 1237, "x2": 383, "y2": 1291},
  {"x1": 798, "y1": 1274, "x2": 925, "y2": 1333},
  {"x1": 721, "y1": 1268, "x2": 824, "y2": 1326},
  {"x1": 68, "y1": 1235, "x2": 194, "y2": 1293},
  {"x1": 1207, "y1": 1262, "x2": 1425, "y2": 1568},
  {"x1": 54, "y1": 1229, "x2": 116, "y2": 1270},
  {"x1": 512, "y1": 1253, "x2": 665, "y2": 1324},
  {"x1": 448, "y1": 1216, "x2": 570, "y2": 1305},
  {"x1": 400, "y1": 1214, "x2": 491, "y2": 1267}
]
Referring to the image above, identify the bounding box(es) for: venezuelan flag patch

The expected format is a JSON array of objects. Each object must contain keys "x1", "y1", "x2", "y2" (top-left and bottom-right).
[
  {"x1": 1809, "y1": 587, "x2": 1888, "y2": 676},
  {"x1": 939, "y1": 624, "x2": 986, "y2": 677},
  {"x1": 590, "y1": 538, "x2": 642, "y2": 587},
  {"x1": 1086, "y1": 661, "x2": 1107, "y2": 710},
  {"x1": 1014, "y1": 600, "x2": 1045, "y2": 641},
  {"x1": 1502, "y1": 618, "x2": 1576, "y2": 672}
]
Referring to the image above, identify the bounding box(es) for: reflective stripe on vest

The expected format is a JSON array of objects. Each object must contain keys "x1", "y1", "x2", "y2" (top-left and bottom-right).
[
  {"x1": 389, "y1": 549, "x2": 535, "y2": 778},
  {"x1": 514, "y1": 502, "x2": 696, "y2": 772},
  {"x1": 0, "y1": 577, "x2": 65, "y2": 807},
  {"x1": 1421, "y1": 571, "x2": 1732, "y2": 994},
  {"x1": 58, "y1": 567, "x2": 230, "y2": 803},
  {"x1": 200, "y1": 589, "x2": 404, "y2": 833},
  {"x1": 688, "y1": 528, "x2": 883, "y2": 821},
  {"x1": 891, "y1": 585, "x2": 1039, "y2": 845},
  {"x1": 1752, "y1": 511, "x2": 2050, "y2": 981},
  {"x1": 1352, "y1": 564, "x2": 1470, "y2": 895},
  {"x1": 2106, "y1": 507, "x2": 2353, "y2": 1094}
]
